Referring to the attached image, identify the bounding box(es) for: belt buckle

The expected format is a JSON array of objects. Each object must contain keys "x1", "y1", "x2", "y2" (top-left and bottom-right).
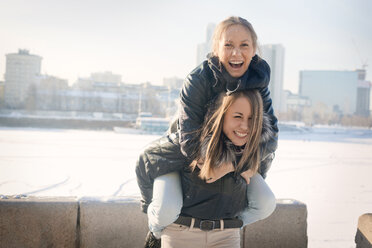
[{"x1": 199, "y1": 220, "x2": 215, "y2": 231}]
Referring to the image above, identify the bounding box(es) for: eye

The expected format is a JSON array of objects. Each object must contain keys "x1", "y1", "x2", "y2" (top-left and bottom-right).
[
  {"x1": 224, "y1": 43, "x2": 232, "y2": 48},
  {"x1": 241, "y1": 43, "x2": 249, "y2": 48},
  {"x1": 233, "y1": 115, "x2": 242, "y2": 119}
]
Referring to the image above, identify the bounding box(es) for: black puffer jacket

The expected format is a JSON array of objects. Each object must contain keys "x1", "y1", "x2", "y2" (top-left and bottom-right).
[
  {"x1": 135, "y1": 133, "x2": 248, "y2": 216},
  {"x1": 180, "y1": 166, "x2": 248, "y2": 220},
  {"x1": 136, "y1": 55, "x2": 278, "y2": 214},
  {"x1": 178, "y1": 55, "x2": 278, "y2": 177},
  {"x1": 136, "y1": 112, "x2": 275, "y2": 215}
]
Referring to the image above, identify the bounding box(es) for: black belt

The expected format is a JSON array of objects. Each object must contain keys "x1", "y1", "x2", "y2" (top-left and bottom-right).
[{"x1": 174, "y1": 216, "x2": 243, "y2": 231}]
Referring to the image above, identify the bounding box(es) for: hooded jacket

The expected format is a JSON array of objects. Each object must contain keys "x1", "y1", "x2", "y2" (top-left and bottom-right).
[
  {"x1": 178, "y1": 55, "x2": 278, "y2": 177},
  {"x1": 135, "y1": 111, "x2": 275, "y2": 215},
  {"x1": 179, "y1": 112, "x2": 274, "y2": 219},
  {"x1": 136, "y1": 55, "x2": 278, "y2": 214}
]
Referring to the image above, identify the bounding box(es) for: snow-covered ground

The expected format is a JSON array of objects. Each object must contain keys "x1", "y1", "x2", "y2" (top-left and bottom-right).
[{"x1": 1, "y1": 127, "x2": 371, "y2": 248}]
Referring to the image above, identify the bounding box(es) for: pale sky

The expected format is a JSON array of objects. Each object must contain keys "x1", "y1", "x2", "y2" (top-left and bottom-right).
[{"x1": 0, "y1": 0, "x2": 371, "y2": 93}]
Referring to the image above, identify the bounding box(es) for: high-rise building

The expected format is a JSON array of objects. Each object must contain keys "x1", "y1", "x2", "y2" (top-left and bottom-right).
[
  {"x1": 196, "y1": 23, "x2": 215, "y2": 65},
  {"x1": 4, "y1": 49, "x2": 42, "y2": 108},
  {"x1": 355, "y1": 69, "x2": 371, "y2": 116},
  {"x1": 0, "y1": 81, "x2": 4, "y2": 108},
  {"x1": 299, "y1": 70, "x2": 359, "y2": 115},
  {"x1": 260, "y1": 44, "x2": 285, "y2": 113}
]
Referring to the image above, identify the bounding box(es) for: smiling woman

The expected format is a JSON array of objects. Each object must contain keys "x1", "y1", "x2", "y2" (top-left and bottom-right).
[
  {"x1": 223, "y1": 96, "x2": 253, "y2": 146},
  {"x1": 195, "y1": 90, "x2": 264, "y2": 181},
  {"x1": 136, "y1": 89, "x2": 275, "y2": 248},
  {"x1": 214, "y1": 20, "x2": 257, "y2": 78}
]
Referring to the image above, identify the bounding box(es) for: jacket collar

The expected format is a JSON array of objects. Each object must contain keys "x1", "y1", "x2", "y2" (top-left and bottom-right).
[{"x1": 207, "y1": 54, "x2": 270, "y2": 94}]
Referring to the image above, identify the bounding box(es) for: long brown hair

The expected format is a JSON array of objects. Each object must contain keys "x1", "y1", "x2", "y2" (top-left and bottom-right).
[{"x1": 193, "y1": 90, "x2": 263, "y2": 180}]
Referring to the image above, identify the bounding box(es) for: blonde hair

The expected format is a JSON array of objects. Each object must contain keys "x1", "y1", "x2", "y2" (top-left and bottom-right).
[
  {"x1": 211, "y1": 16, "x2": 258, "y2": 57},
  {"x1": 194, "y1": 90, "x2": 263, "y2": 180}
]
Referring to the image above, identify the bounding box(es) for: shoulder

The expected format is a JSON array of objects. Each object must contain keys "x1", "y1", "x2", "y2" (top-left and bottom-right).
[
  {"x1": 185, "y1": 60, "x2": 214, "y2": 87},
  {"x1": 250, "y1": 55, "x2": 271, "y2": 79}
]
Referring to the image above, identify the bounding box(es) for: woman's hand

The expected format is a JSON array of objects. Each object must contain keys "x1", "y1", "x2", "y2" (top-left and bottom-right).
[{"x1": 240, "y1": 169, "x2": 255, "y2": 184}]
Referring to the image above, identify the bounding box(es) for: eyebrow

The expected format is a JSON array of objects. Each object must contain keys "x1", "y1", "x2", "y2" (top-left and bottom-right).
[
  {"x1": 234, "y1": 112, "x2": 243, "y2": 115},
  {"x1": 226, "y1": 39, "x2": 251, "y2": 43}
]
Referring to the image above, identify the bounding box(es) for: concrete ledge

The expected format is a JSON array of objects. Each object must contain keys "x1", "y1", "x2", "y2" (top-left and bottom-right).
[
  {"x1": 355, "y1": 213, "x2": 372, "y2": 248},
  {"x1": 0, "y1": 196, "x2": 78, "y2": 248},
  {"x1": 79, "y1": 197, "x2": 148, "y2": 248},
  {"x1": 0, "y1": 197, "x2": 307, "y2": 248},
  {"x1": 243, "y1": 199, "x2": 307, "y2": 248}
]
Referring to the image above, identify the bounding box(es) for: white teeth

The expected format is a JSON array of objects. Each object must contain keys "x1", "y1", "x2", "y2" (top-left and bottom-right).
[
  {"x1": 235, "y1": 131, "x2": 247, "y2": 137},
  {"x1": 230, "y1": 61, "x2": 243, "y2": 65}
]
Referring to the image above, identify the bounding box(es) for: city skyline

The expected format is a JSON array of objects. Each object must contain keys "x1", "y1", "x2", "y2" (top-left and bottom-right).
[{"x1": 0, "y1": 0, "x2": 371, "y2": 93}]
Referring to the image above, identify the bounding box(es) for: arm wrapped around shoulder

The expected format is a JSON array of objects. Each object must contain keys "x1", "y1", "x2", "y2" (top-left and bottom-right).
[{"x1": 178, "y1": 63, "x2": 212, "y2": 160}]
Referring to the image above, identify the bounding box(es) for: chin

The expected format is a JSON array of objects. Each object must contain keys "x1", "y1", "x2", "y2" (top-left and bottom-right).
[
  {"x1": 232, "y1": 140, "x2": 246, "y2": 147},
  {"x1": 227, "y1": 69, "x2": 244, "y2": 78}
]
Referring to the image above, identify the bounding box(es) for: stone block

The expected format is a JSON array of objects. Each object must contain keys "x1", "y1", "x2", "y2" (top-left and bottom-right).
[
  {"x1": 242, "y1": 199, "x2": 308, "y2": 248},
  {"x1": 0, "y1": 196, "x2": 78, "y2": 248},
  {"x1": 0, "y1": 196, "x2": 308, "y2": 247},
  {"x1": 355, "y1": 213, "x2": 372, "y2": 248},
  {"x1": 79, "y1": 197, "x2": 148, "y2": 248},
  {"x1": 80, "y1": 197, "x2": 307, "y2": 248}
]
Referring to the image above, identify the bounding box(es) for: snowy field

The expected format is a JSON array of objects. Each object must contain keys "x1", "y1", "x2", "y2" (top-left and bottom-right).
[{"x1": 1, "y1": 127, "x2": 372, "y2": 248}]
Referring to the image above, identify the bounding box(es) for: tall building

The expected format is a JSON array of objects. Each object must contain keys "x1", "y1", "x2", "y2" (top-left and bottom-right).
[
  {"x1": 299, "y1": 70, "x2": 359, "y2": 115},
  {"x1": 260, "y1": 44, "x2": 285, "y2": 113},
  {"x1": 355, "y1": 69, "x2": 371, "y2": 116},
  {"x1": 4, "y1": 49, "x2": 42, "y2": 108},
  {"x1": 196, "y1": 23, "x2": 215, "y2": 65},
  {"x1": 0, "y1": 81, "x2": 4, "y2": 108}
]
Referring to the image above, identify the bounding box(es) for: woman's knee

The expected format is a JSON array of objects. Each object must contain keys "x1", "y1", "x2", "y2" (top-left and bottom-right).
[
  {"x1": 150, "y1": 172, "x2": 183, "y2": 223},
  {"x1": 155, "y1": 198, "x2": 182, "y2": 219},
  {"x1": 247, "y1": 174, "x2": 276, "y2": 220},
  {"x1": 255, "y1": 191, "x2": 276, "y2": 219}
]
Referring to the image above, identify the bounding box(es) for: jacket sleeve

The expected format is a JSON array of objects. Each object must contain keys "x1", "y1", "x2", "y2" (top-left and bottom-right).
[
  {"x1": 135, "y1": 152, "x2": 154, "y2": 213},
  {"x1": 178, "y1": 72, "x2": 210, "y2": 160},
  {"x1": 135, "y1": 133, "x2": 187, "y2": 213},
  {"x1": 257, "y1": 86, "x2": 279, "y2": 178}
]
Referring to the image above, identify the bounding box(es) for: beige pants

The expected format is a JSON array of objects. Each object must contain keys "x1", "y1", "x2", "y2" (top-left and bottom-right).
[{"x1": 161, "y1": 223, "x2": 241, "y2": 248}]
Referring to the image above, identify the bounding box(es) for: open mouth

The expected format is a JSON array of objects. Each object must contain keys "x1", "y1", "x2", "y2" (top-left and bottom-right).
[
  {"x1": 229, "y1": 61, "x2": 244, "y2": 69},
  {"x1": 234, "y1": 131, "x2": 248, "y2": 138}
]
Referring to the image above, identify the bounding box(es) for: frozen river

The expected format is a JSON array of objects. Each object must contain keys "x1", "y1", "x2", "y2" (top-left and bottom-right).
[{"x1": 1, "y1": 127, "x2": 372, "y2": 248}]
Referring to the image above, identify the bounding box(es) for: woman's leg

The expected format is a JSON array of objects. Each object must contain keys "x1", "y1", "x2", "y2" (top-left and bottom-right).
[
  {"x1": 147, "y1": 171, "x2": 183, "y2": 238},
  {"x1": 239, "y1": 173, "x2": 276, "y2": 226}
]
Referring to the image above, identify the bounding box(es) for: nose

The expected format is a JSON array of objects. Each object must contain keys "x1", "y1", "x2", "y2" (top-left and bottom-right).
[
  {"x1": 232, "y1": 47, "x2": 241, "y2": 56},
  {"x1": 240, "y1": 119, "x2": 249, "y2": 131}
]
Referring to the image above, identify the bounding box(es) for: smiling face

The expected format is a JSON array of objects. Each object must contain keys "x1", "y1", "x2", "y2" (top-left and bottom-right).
[
  {"x1": 222, "y1": 96, "x2": 252, "y2": 146},
  {"x1": 217, "y1": 24, "x2": 256, "y2": 78}
]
